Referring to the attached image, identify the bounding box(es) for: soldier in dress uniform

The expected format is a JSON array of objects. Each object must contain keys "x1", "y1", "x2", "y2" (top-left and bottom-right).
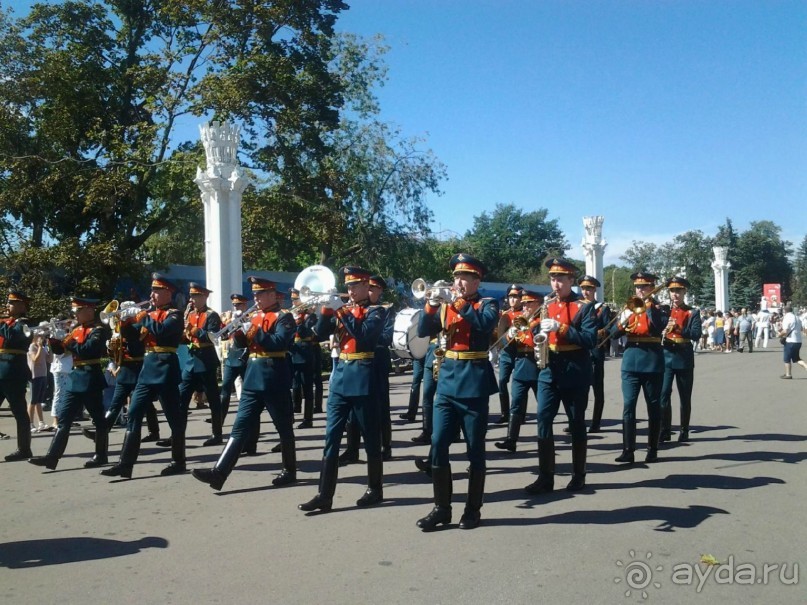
[
  {"x1": 178, "y1": 283, "x2": 223, "y2": 447},
  {"x1": 610, "y1": 271, "x2": 667, "y2": 464},
  {"x1": 495, "y1": 285, "x2": 523, "y2": 424},
  {"x1": 2, "y1": 290, "x2": 35, "y2": 462},
  {"x1": 494, "y1": 288, "x2": 541, "y2": 453},
  {"x1": 369, "y1": 276, "x2": 395, "y2": 460},
  {"x1": 289, "y1": 288, "x2": 317, "y2": 429},
  {"x1": 338, "y1": 275, "x2": 395, "y2": 464},
  {"x1": 102, "y1": 273, "x2": 185, "y2": 478},
  {"x1": 416, "y1": 253, "x2": 499, "y2": 531},
  {"x1": 192, "y1": 277, "x2": 298, "y2": 490},
  {"x1": 218, "y1": 293, "x2": 250, "y2": 423},
  {"x1": 524, "y1": 259, "x2": 597, "y2": 495},
  {"x1": 578, "y1": 276, "x2": 612, "y2": 433},
  {"x1": 82, "y1": 299, "x2": 160, "y2": 448},
  {"x1": 30, "y1": 297, "x2": 110, "y2": 470},
  {"x1": 299, "y1": 266, "x2": 386, "y2": 513},
  {"x1": 660, "y1": 276, "x2": 702, "y2": 443}
]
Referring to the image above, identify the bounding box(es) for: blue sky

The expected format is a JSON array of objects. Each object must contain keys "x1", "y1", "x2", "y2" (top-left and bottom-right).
[
  {"x1": 336, "y1": 0, "x2": 807, "y2": 264},
  {"x1": 8, "y1": 1, "x2": 806, "y2": 265}
]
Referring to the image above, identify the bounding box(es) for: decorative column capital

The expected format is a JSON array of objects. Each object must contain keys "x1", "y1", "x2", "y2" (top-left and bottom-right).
[
  {"x1": 194, "y1": 121, "x2": 251, "y2": 194},
  {"x1": 582, "y1": 216, "x2": 607, "y2": 251},
  {"x1": 711, "y1": 246, "x2": 731, "y2": 271}
]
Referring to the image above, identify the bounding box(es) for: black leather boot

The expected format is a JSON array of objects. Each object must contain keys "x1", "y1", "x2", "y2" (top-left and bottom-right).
[
  {"x1": 615, "y1": 420, "x2": 636, "y2": 463},
  {"x1": 83, "y1": 410, "x2": 116, "y2": 442},
  {"x1": 494, "y1": 414, "x2": 522, "y2": 453},
  {"x1": 356, "y1": 455, "x2": 384, "y2": 507},
  {"x1": 411, "y1": 430, "x2": 430, "y2": 444},
  {"x1": 459, "y1": 467, "x2": 485, "y2": 529},
  {"x1": 381, "y1": 420, "x2": 393, "y2": 461},
  {"x1": 567, "y1": 438, "x2": 587, "y2": 491},
  {"x1": 297, "y1": 389, "x2": 314, "y2": 429},
  {"x1": 495, "y1": 388, "x2": 509, "y2": 424},
  {"x1": 525, "y1": 438, "x2": 555, "y2": 495},
  {"x1": 660, "y1": 401, "x2": 672, "y2": 442},
  {"x1": 101, "y1": 429, "x2": 138, "y2": 478},
  {"x1": 193, "y1": 437, "x2": 242, "y2": 490},
  {"x1": 298, "y1": 456, "x2": 338, "y2": 512},
  {"x1": 403, "y1": 379, "x2": 420, "y2": 419},
  {"x1": 242, "y1": 422, "x2": 259, "y2": 456},
  {"x1": 29, "y1": 424, "x2": 70, "y2": 470},
  {"x1": 145, "y1": 404, "x2": 161, "y2": 439},
  {"x1": 161, "y1": 433, "x2": 186, "y2": 475},
  {"x1": 292, "y1": 387, "x2": 302, "y2": 414},
  {"x1": 645, "y1": 417, "x2": 661, "y2": 463},
  {"x1": 273, "y1": 440, "x2": 297, "y2": 487},
  {"x1": 338, "y1": 421, "x2": 360, "y2": 466},
  {"x1": 679, "y1": 402, "x2": 691, "y2": 442},
  {"x1": 417, "y1": 465, "x2": 453, "y2": 531},
  {"x1": 10, "y1": 414, "x2": 33, "y2": 460},
  {"x1": 84, "y1": 429, "x2": 109, "y2": 468},
  {"x1": 590, "y1": 391, "x2": 604, "y2": 433},
  {"x1": 6, "y1": 417, "x2": 33, "y2": 460},
  {"x1": 203, "y1": 411, "x2": 223, "y2": 447}
]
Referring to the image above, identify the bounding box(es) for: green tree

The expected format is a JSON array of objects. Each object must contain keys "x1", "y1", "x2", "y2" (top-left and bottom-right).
[
  {"x1": 462, "y1": 203, "x2": 568, "y2": 283},
  {"x1": 0, "y1": 0, "x2": 349, "y2": 306},
  {"x1": 792, "y1": 235, "x2": 807, "y2": 305},
  {"x1": 731, "y1": 221, "x2": 792, "y2": 309}
]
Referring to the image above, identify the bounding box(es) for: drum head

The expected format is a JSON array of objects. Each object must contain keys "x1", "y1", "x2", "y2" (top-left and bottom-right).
[
  {"x1": 405, "y1": 309, "x2": 429, "y2": 359},
  {"x1": 392, "y1": 308, "x2": 429, "y2": 360}
]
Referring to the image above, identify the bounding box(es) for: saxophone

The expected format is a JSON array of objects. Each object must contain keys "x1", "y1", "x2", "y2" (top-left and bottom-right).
[
  {"x1": 534, "y1": 293, "x2": 558, "y2": 370},
  {"x1": 432, "y1": 332, "x2": 446, "y2": 382}
]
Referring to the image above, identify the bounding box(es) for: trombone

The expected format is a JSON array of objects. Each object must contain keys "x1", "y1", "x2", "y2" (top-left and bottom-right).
[
  {"x1": 488, "y1": 292, "x2": 558, "y2": 353},
  {"x1": 210, "y1": 303, "x2": 260, "y2": 342},
  {"x1": 596, "y1": 282, "x2": 666, "y2": 347}
]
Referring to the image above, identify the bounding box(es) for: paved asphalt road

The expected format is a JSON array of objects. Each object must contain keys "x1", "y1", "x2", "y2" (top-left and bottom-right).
[{"x1": 1, "y1": 344, "x2": 805, "y2": 604}]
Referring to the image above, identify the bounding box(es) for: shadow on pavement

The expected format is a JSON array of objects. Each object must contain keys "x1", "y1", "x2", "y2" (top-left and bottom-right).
[
  {"x1": 484, "y1": 504, "x2": 729, "y2": 531},
  {"x1": 0, "y1": 536, "x2": 168, "y2": 569}
]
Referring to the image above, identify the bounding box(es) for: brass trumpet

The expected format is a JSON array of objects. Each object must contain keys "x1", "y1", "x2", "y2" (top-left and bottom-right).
[
  {"x1": 100, "y1": 300, "x2": 151, "y2": 325},
  {"x1": 411, "y1": 278, "x2": 453, "y2": 303}
]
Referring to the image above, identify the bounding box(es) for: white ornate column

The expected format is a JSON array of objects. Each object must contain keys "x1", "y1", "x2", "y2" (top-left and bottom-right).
[
  {"x1": 711, "y1": 247, "x2": 731, "y2": 312},
  {"x1": 581, "y1": 216, "x2": 607, "y2": 302},
  {"x1": 194, "y1": 121, "x2": 250, "y2": 314}
]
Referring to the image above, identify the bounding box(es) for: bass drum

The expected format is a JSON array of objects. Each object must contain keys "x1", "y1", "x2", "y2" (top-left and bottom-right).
[{"x1": 392, "y1": 308, "x2": 429, "y2": 360}]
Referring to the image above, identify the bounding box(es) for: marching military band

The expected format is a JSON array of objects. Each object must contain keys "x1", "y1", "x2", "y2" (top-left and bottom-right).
[{"x1": 3, "y1": 256, "x2": 708, "y2": 532}]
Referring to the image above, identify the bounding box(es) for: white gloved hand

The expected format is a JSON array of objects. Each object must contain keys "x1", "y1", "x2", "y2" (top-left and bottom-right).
[
  {"x1": 233, "y1": 309, "x2": 243, "y2": 318},
  {"x1": 619, "y1": 309, "x2": 633, "y2": 326},
  {"x1": 506, "y1": 326, "x2": 519, "y2": 340},
  {"x1": 119, "y1": 300, "x2": 136, "y2": 310},
  {"x1": 119, "y1": 306, "x2": 140, "y2": 320},
  {"x1": 540, "y1": 319, "x2": 560, "y2": 333},
  {"x1": 325, "y1": 295, "x2": 345, "y2": 311},
  {"x1": 53, "y1": 328, "x2": 67, "y2": 340}
]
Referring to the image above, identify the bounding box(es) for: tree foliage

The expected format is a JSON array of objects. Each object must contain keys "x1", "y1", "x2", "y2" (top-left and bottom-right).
[
  {"x1": 462, "y1": 203, "x2": 568, "y2": 283},
  {"x1": 0, "y1": 0, "x2": 349, "y2": 309},
  {"x1": 792, "y1": 235, "x2": 807, "y2": 306},
  {"x1": 620, "y1": 220, "x2": 798, "y2": 311}
]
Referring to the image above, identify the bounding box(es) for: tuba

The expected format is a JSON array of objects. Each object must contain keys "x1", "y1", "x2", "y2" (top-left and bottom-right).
[{"x1": 294, "y1": 265, "x2": 339, "y2": 311}]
